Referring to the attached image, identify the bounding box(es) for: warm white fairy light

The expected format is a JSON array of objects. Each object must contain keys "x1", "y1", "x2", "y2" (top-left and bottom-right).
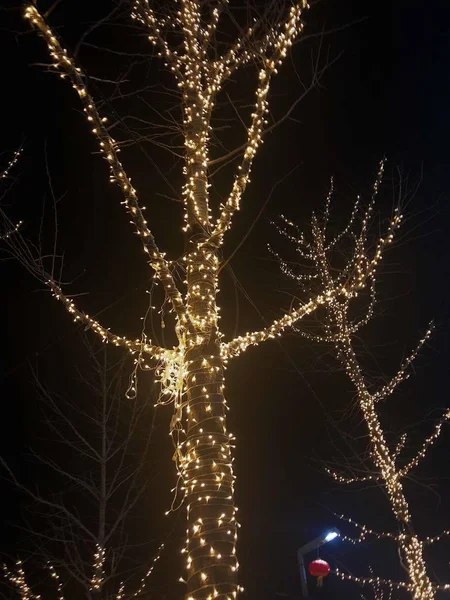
[
  {"x1": 0, "y1": 147, "x2": 23, "y2": 241},
  {"x1": 47, "y1": 563, "x2": 64, "y2": 600},
  {"x1": 394, "y1": 432, "x2": 408, "y2": 461},
  {"x1": 3, "y1": 547, "x2": 165, "y2": 600},
  {"x1": 130, "y1": 542, "x2": 165, "y2": 598},
  {"x1": 336, "y1": 513, "x2": 398, "y2": 544},
  {"x1": 373, "y1": 326, "x2": 434, "y2": 404},
  {"x1": 399, "y1": 409, "x2": 450, "y2": 476},
  {"x1": 338, "y1": 561, "x2": 450, "y2": 596},
  {"x1": 335, "y1": 568, "x2": 411, "y2": 593},
  {"x1": 1, "y1": 219, "x2": 22, "y2": 241},
  {"x1": 47, "y1": 279, "x2": 166, "y2": 359},
  {"x1": 90, "y1": 544, "x2": 105, "y2": 591},
  {"x1": 1, "y1": 146, "x2": 22, "y2": 180},
  {"x1": 132, "y1": 1, "x2": 179, "y2": 72},
  {"x1": 424, "y1": 529, "x2": 450, "y2": 545},
  {"x1": 3, "y1": 561, "x2": 41, "y2": 600},
  {"x1": 273, "y1": 162, "x2": 450, "y2": 600},
  {"x1": 115, "y1": 582, "x2": 125, "y2": 600},
  {"x1": 362, "y1": 569, "x2": 394, "y2": 600},
  {"x1": 221, "y1": 290, "x2": 338, "y2": 358},
  {"x1": 325, "y1": 468, "x2": 380, "y2": 485},
  {"x1": 23, "y1": 5, "x2": 190, "y2": 336},
  {"x1": 210, "y1": 2, "x2": 309, "y2": 247}
]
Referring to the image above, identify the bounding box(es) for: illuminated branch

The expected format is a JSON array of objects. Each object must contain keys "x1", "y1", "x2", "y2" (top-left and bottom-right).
[
  {"x1": 131, "y1": 1, "x2": 181, "y2": 75},
  {"x1": 0, "y1": 202, "x2": 166, "y2": 360},
  {"x1": 424, "y1": 530, "x2": 450, "y2": 545},
  {"x1": 222, "y1": 254, "x2": 384, "y2": 360},
  {"x1": 400, "y1": 409, "x2": 450, "y2": 477},
  {"x1": 89, "y1": 544, "x2": 105, "y2": 592},
  {"x1": 212, "y1": 12, "x2": 277, "y2": 83},
  {"x1": 129, "y1": 1, "x2": 316, "y2": 252},
  {"x1": 3, "y1": 561, "x2": 41, "y2": 600},
  {"x1": 0, "y1": 146, "x2": 24, "y2": 239},
  {"x1": 268, "y1": 245, "x2": 316, "y2": 283},
  {"x1": 337, "y1": 569, "x2": 450, "y2": 594},
  {"x1": 394, "y1": 433, "x2": 408, "y2": 462},
  {"x1": 361, "y1": 570, "x2": 394, "y2": 600},
  {"x1": 325, "y1": 192, "x2": 360, "y2": 251},
  {"x1": 223, "y1": 203, "x2": 391, "y2": 359},
  {"x1": 269, "y1": 216, "x2": 313, "y2": 261},
  {"x1": 208, "y1": 2, "x2": 309, "y2": 247},
  {"x1": 216, "y1": 67, "x2": 272, "y2": 217},
  {"x1": 322, "y1": 176, "x2": 334, "y2": 232},
  {"x1": 338, "y1": 277, "x2": 377, "y2": 340},
  {"x1": 48, "y1": 564, "x2": 65, "y2": 600},
  {"x1": 221, "y1": 289, "x2": 342, "y2": 359},
  {"x1": 1, "y1": 145, "x2": 23, "y2": 181},
  {"x1": 47, "y1": 279, "x2": 166, "y2": 360},
  {"x1": 0, "y1": 219, "x2": 22, "y2": 241},
  {"x1": 336, "y1": 514, "x2": 398, "y2": 544},
  {"x1": 24, "y1": 5, "x2": 190, "y2": 330},
  {"x1": 335, "y1": 569, "x2": 411, "y2": 592},
  {"x1": 374, "y1": 326, "x2": 434, "y2": 403},
  {"x1": 325, "y1": 467, "x2": 381, "y2": 485},
  {"x1": 349, "y1": 159, "x2": 386, "y2": 285},
  {"x1": 128, "y1": 542, "x2": 165, "y2": 598}
]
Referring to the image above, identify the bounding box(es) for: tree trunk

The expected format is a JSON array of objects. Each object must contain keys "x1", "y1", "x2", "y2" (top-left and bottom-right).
[
  {"x1": 338, "y1": 336, "x2": 434, "y2": 600},
  {"x1": 183, "y1": 245, "x2": 238, "y2": 599},
  {"x1": 364, "y1": 400, "x2": 434, "y2": 600}
]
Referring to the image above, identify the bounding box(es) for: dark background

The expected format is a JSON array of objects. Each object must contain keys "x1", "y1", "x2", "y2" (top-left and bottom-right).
[{"x1": 1, "y1": 0, "x2": 450, "y2": 598}]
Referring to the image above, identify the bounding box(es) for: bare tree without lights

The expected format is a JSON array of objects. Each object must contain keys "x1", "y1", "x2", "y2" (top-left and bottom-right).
[{"x1": 0, "y1": 336, "x2": 165, "y2": 600}]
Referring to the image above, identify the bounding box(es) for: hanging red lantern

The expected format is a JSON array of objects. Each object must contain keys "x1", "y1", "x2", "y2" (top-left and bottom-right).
[{"x1": 308, "y1": 558, "x2": 330, "y2": 587}]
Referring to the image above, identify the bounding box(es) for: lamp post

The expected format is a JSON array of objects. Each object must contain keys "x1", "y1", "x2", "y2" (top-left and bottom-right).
[{"x1": 297, "y1": 528, "x2": 339, "y2": 598}]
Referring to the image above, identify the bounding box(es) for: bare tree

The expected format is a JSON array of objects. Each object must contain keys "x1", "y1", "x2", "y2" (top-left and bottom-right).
[
  {"x1": 1, "y1": 337, "x2": 165, "y2": 600},
  {"x1": 0, "y1": 3, "x2": 379, "y2": 598},
  {"x1": 273, "y1": 161, "x2": 449, "y2": 600}
]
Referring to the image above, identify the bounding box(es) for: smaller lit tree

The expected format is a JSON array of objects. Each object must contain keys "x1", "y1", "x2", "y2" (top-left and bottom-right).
[{"x1": 272, "y1": 161, "x2": 450, "y2": 600}]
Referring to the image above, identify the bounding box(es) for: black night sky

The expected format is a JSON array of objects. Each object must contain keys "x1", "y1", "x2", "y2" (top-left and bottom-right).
[{"x1": 1, "y1": 1, "x2": 450, "y2": 599}]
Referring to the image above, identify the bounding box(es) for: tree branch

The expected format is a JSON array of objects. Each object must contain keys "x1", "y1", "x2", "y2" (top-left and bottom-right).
[
  {"x1": 47, "y1": 279, "x2": 166, "y2": 359},
  {"x1": 400, "y1": 409, "x2": 450, "y2": 477},
  {"x1": 0, "y1": 457, "x2": 97, "y2": 542},
  {"x1": 221, "y1": 288, "x2": 341, "y2": 359},
  {"x1": 335, "y1": 569, "x2": 411, "y2": 592},
  {"x1": 24, "y1": 5, "x2": 191, "y2": 331},
  {"x1": 206, "y1": 1, "x2": 309, "y2": 248},
  {"x1": 374, "y1": 325, "x2": 434, "y2": 403}
]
